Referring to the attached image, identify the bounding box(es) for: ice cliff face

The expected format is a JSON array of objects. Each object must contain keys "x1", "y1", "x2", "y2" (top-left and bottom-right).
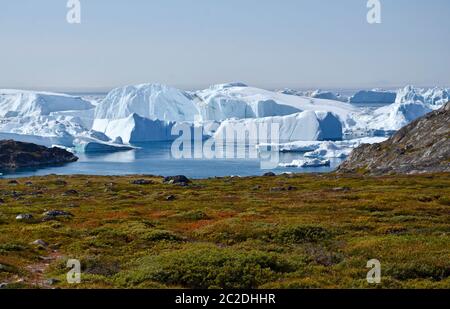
[
  {"x1": 214, "y1": 111, "x2": 343, "y2": 143},
  {"x1": 92, "y1": 113, "x2": 179, "y2": 143}
]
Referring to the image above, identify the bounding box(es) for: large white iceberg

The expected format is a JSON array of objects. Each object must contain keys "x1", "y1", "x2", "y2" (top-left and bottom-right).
[
  {"x1": 95, "y1": 83, "x2": 199, "y2": 121},
  {"x1": 195, "y1": 84, "x2": 357, "y2": 124},
  {"x1": 92, "y1": 113, "x2": 179, "y2": 143},
  {"x1": 214, "y1": 111, "x2": 343, "y2": 143},
  {"x1": 0, "y1": 89, "x2": 93, "y2": 117}
]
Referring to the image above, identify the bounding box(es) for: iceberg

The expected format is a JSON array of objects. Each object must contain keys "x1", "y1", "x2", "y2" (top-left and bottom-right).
[
  {"x1": 214, "y1": 111, "x2": 343, "y2": 143},
  {"x1": 257, "y1": 141, "x2": 323, "y2": 153},
  {"x1": 73, "y1": 138, "x2": 136, "y2": 153},
  {"x1": 349, "y1": 89, "x2": 397, "y2": 104},
  {"x1": 396, "y1": 85, "x2": 449, "y2": 107},
  {"x1": 309, "y1": 90, "x2": 348, "y2": 102},
  {"x1": 279, "y1": 158, "x2": 331, "y2": 168},
  {"x1": 262, "y1": 137, "x2": 388, "y2": 158},
  {"x1": 367, "y1": 101, "x2": 432, "y2": 131},
  {"x1": 304, "y1": 142, "x2": 352, "y2": 159},
  {"x1": 92, "y1": 113, "x2": 180, "y2": 143},
  {"x1": 195, "y1": 84, "x2": 357, "y2": 123},
  {"x1": 0, "y1": 89, "x2": 94, "y2": 117},
  {"x1": 95, "y1": 83, "x2": 199, "y2": 121}
]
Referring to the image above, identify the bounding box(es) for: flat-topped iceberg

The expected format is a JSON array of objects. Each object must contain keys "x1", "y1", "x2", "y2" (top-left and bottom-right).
[
  {"x1": 349, "y1": 89, "x2": 397, "y2": 104},
  {"x1": 0, "y1": 89, "x2": 93, "y2": 117}
]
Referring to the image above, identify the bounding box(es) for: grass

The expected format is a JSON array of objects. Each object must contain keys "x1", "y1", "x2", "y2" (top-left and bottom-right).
[{"x1": 0, "y1": 173, "x2": 449, "y2": 289}]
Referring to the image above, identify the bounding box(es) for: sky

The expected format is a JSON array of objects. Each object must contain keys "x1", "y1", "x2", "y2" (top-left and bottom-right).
[{"x1": 0, "y1": 0, "x2": 449, "y2": 92}]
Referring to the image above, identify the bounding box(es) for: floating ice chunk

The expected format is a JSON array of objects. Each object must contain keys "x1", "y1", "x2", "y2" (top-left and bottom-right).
[
  {"x1": 279, "y1": 158, "x2": 331, "y2": 168},
  {"x1": 73, "y1": 138, "x2": 135, "y2": 153},
  {"x1": 304, "y1": 142, "x2": 352, "y2": 159}
]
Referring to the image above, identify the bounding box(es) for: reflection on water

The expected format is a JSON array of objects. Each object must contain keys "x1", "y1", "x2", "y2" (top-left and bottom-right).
[{"x1": 1, "y1": 142, "x2": 344, "y2": 179}]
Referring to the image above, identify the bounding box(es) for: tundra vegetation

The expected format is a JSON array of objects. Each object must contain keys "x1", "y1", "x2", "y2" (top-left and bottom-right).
[{"x1": 0, "y1": 173, "x2": 449, "y2": 289}]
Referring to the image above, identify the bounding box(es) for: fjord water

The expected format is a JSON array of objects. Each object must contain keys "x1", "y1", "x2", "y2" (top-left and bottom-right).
[{"x1": 1, "y1": 142, "x2": 344, "y2": 179}]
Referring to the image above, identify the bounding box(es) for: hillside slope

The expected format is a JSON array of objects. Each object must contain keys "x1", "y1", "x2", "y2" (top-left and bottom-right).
[{"x1": 338, "y1": 102, "x2": 450, "y2": 175}]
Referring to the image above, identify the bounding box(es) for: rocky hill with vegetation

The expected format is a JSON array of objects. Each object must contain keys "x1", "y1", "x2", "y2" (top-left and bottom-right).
[{"x1": 338, "y1": 102, "x2": 450, "y2": 175}]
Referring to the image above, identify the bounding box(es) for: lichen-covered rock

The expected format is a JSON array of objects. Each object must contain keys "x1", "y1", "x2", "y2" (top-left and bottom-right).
[{"x1": 338, "y1": 102, "x2": 450, "y2": 175}]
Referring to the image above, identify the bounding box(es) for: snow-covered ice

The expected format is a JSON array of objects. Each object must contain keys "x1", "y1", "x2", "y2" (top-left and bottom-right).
[
  {"x1": 0, "y1": 89, "x2": 93, "y2": 117},
  {"x1": 95, "y1": 83, "x2": 199, "y2": 121}
]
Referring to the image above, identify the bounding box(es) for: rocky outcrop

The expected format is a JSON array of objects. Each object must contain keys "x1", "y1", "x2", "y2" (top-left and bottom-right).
[
  {"x1": 0, "y1": 140, "x2": 78, "y2": 170},
  {"x1": 337, "y1": 102, "x2": 450, "y2": 175}
]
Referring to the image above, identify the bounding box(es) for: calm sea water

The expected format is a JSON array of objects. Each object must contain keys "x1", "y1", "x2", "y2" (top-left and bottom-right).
[{"x1": 1, "y1": 142, "x2": 344, "y2": 179}]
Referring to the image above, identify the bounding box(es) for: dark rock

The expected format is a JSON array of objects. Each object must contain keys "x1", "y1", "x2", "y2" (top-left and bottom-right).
[
  {"x1": 252, "y1": 185, "x2": 262, "y2": 191},
  {"x1": 163, "y1": 175, "x2": 191, "y2": 185},
  {"x1": 25, "y1": 181, "x2": 33, "y2": 186},
  {"x1": 8, "y1": 180, "x2": 19, "y2": 185},
  {"x1": 0, "y1": 140, "x2": 78, "y2": 170},
  {"x1": 42, "y1": 210, "x2": 73, "y2": 221},
  {"x1": 0, "y1": 198, "x2": 5, "y2": 204},
  {"x1": 131, "y1": 179, "x2": 153, "y2": 185},
  {"x1": 63, "y1": 190, "x2": 78, "y2": 196},
  {"x1": 338, "y1": 102, "x2": 450, "y2": 175},
  {"x1": 0, "y1": 283, "x2": 8, "y2": 289},
  {"x1": 287, "y1": 186, "x2": 297, "y2": 191},
  {"x1": 16, "y1": 214, "x2": 33, "y2": 221},
  {"x1": 263, "y1": 172, "x2": 276, "y2": 177},
  {"x1": 166, "y1": 195, "x2": 176, "y2": 201}
]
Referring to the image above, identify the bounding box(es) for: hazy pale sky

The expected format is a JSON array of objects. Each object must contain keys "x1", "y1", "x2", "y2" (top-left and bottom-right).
[{"x1": 0, "y1": 0, "x2": 449, "y2": 91}]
